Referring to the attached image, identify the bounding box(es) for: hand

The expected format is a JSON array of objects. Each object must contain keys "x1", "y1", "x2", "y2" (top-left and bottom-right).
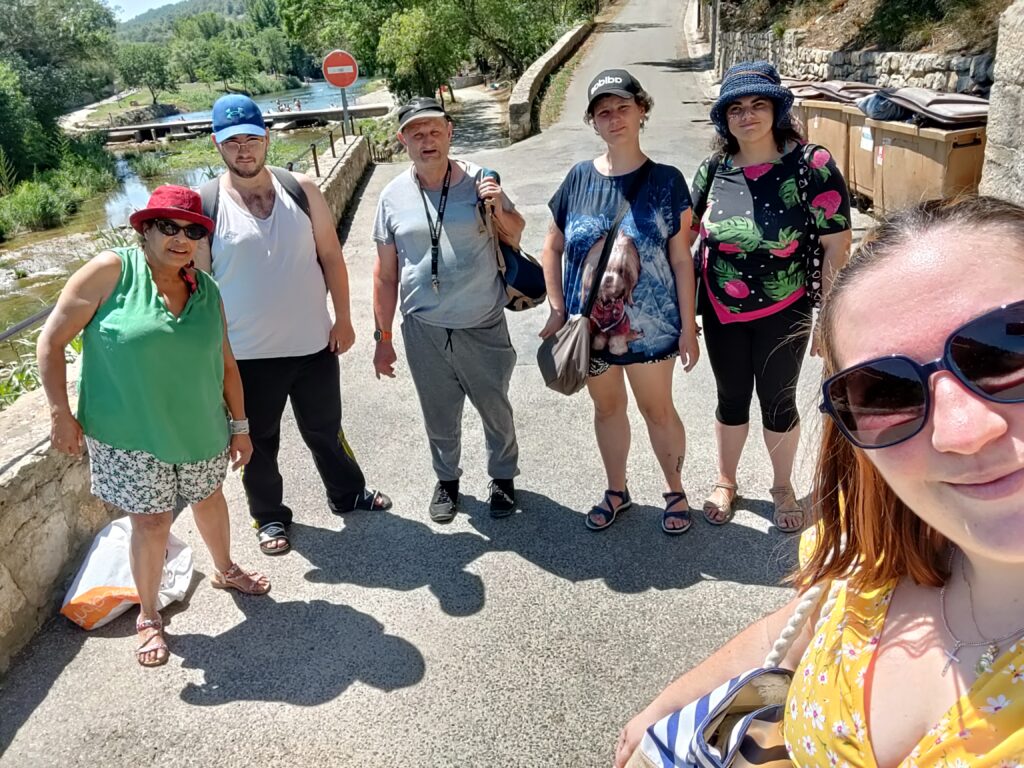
[
  {"x1": 373, "y1": 342, "x2": 397, "y2": 379},
  {"x1": 614, "y1": 710, "x2": 657, "y2": 768},
  {"x1": 229, "y1": 433, "x2": 253, "y2": 470},
  {"x1": 329, "y1": 319, "x2": 356, "y2": 355},
  {"x1": 679, "y1": 326, "x2": 700, "y2": 372},
  {"x1": 50, "y1": 411, "x2": 84, "y2": 456},
  {"x1": 809, "y1": 319, "x2": 821, "y2": 357},
  {"x1": 476, "y1": 177, "x2": 502, "y2": 209},
  {"x1": 538, "y1": 308, "x2": 567, "y2": 339}
]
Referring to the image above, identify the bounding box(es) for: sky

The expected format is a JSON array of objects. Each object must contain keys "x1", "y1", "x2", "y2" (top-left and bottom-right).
[{"x1": 113, "y1": 0, "x2": 175, "y2": 22}]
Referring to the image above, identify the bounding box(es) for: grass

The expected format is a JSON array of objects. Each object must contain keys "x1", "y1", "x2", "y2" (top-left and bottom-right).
[
  {"x1": 124, "y1": 151, "x2": 169, "y2": 178},
  {"x1": 88, "y1": 75, "x2": 304, "y2": 123},
  {"x1": 0, "y1": 331, "x2": 82, "y2": 411},
  {"x1": 0, "y1": 135, "x2": 118, "y2": 239}
]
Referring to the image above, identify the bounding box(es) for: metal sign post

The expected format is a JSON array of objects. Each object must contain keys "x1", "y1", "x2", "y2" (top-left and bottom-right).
[{"x1": 322, "y1": 49, "x2": 360, "y2": 141}]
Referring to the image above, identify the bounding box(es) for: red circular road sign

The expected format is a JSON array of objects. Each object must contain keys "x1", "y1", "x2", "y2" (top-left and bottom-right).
[{"x1": 322, "y1": 50, "x2": 359, "y2": 89}]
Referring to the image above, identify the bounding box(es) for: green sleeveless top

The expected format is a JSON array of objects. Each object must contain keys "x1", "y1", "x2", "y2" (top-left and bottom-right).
[{"x1": 77, "y1": 247, "x2": 229, "y2": 463}]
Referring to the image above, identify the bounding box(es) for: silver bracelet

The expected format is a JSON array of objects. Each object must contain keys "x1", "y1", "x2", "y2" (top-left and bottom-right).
[{"x1": 229, "y1": 418, "x2": 250, "y2": 435}]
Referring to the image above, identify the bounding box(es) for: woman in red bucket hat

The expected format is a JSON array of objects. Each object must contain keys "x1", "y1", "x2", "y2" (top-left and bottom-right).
[{"x1": 37, "y1": 184, "x2": 271, "y2": 668}]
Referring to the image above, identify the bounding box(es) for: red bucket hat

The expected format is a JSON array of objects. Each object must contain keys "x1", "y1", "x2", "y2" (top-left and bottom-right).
[{"x1": 129, "y1": 185, "x2": 214, "y2": 234}]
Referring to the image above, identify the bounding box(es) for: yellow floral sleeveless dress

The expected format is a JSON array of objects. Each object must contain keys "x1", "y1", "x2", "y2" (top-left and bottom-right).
[{"x1": 785, "y1": 533, "x2": 1024, "y2": 766}]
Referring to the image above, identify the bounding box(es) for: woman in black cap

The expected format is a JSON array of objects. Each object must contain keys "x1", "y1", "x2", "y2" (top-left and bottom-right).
[
  {"x1": 691, "y1": 60, "x2": 852, "y2": 532},
  {"x1": 539, "y1": 69, "x2": 700, "y2": 535}
]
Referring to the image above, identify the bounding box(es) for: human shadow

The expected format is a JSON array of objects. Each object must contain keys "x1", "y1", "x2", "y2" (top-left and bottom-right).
[
  {"x1": 632, "y1": 55, "x2": 713, "y2": 73},
  {"x1": 462, "y1": 490, "x2": 797, "y2": 593},
  {"x1": 0, "y1": 567, "x2": 202, "y2": 755},
  {"x1": 296, "y1": 514, "x2": 491, "y2": 617},
  {"x1": 176, "y1": 592, "x2": 424, "y2": 707}
]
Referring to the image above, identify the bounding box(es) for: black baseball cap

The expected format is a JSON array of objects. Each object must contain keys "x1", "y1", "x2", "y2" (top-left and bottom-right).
[
  {"x1": 397, "y1": 97, "x2": 451, "y2": 131},
  {"x1": 587, "y1": 69, "x2": 643, "y2": 111}
]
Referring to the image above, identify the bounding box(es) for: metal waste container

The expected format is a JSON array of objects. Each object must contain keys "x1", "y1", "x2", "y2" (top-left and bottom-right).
[
  {"x1": 872, "y1": 121, "x2": 986, "y2": 215},
  {"x1": 801, "y1": 99, "x2": 851, "y2": 182},
  {"x1": 845, "y1": 107, "x2": 877, "y2": 213}
]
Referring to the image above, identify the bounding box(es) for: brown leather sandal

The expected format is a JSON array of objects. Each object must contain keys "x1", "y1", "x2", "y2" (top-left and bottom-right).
[
  {"x1": 769, "y1": 485, "x2": 805, "y2": 533},
  {"x1": 212, "y1": 563, "x2": 272, "y2": 595},
  {"x1": 703, "y1": 482, "x2": 738, "y2": 525},
  {"x1": 136, "y1": 616, "x2": 169, "y2": 668}
]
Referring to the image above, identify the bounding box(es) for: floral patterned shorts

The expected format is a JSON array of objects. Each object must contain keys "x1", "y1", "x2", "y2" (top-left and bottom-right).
[{"x1": 85, "y1": 437, "x2": 229, "y2": 515}]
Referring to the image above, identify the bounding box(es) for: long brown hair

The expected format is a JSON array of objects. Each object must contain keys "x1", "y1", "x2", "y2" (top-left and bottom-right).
[{"x1": 797, "y1": 195, "x2": 1024, "y2": 592}]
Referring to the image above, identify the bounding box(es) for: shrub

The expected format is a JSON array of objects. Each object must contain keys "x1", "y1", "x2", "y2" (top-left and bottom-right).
[
  {"x1": 125, "y1": 151, "x2": 168, "y2": 178},
  {"x1": 0, "y1": 181, "x2": 73, "y2": 230}
]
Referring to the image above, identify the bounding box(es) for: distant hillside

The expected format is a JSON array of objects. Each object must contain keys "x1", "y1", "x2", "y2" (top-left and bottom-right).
[
  {"x1": 118, "y1": 0, "x2": 246, "y2": 41},
  {"x1": 723, "y1": 0, "x2": 1012, "y2": 54}
]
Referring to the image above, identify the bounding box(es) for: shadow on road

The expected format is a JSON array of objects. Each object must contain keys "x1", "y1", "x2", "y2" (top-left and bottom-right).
[
  {"x1": 176, "y1": 592, "x2": 424, "y2": 706},
  {"x1": 597, "y1": 22, "x2": 669, "y2": 33},
  {"x1": 298, "y1": 515, "x2": 490, "y2": 617},
  {"x1": 451, "y1": 98, "x2": 510, "y2": 154},
  {"x1": 632, "y1": 55, "x2": 713, "y2": 73}
]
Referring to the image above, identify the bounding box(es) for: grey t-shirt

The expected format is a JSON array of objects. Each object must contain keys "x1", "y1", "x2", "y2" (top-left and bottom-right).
[{"x1": 372, "y1": 160, "x2": 513, "y2": 329}]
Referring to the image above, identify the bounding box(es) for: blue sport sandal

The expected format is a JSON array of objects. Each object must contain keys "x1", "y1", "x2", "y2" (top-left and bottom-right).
[{"x1": 586, "y1": 488, "x2": 631, "y2": 531}]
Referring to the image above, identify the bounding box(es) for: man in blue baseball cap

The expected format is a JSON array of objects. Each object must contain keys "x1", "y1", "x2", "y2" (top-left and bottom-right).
[{"x1": 195, "y1": 94, "x2": 392, "y2": 557}]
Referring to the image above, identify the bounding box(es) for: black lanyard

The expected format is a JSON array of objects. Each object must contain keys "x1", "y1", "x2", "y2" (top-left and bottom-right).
[{"x1": 418, "y1": 161, "x2": 453, "y2": 293}]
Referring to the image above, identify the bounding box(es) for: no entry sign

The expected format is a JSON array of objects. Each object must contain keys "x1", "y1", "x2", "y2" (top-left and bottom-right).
[{"x1": 322, "y1": 50, "x2": 359, "y2": 89}]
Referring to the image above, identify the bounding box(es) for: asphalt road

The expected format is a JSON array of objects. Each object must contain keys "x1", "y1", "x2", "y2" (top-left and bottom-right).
[{"x1": 0, "y1": 1, "x2": 863, "y2": 765}]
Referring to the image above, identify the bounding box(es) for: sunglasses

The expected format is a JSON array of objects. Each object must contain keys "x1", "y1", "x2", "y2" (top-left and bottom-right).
[
  {"x1": 151, "y1": 218, "x2": 208, "y2": 240},
  {"x1": 820, "y1": 299, "x2": 1024, "y2": 449}
]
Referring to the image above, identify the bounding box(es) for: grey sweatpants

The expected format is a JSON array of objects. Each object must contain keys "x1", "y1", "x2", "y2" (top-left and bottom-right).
[{"x1": 402, "y1": 312, "x2": 519, "y2": 482}]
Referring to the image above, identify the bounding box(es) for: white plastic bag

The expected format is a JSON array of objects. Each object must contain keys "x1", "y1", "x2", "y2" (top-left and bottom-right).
[{"x1": 61, "y1": 517, "x2": 193, "y2": 630}]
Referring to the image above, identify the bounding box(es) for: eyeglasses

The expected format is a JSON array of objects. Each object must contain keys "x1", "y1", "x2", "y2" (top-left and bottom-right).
[
  {"x1": 820, "y1": 299, "x2": 1024, "y2": 449},
  {"x1": 221, "y1": 138, "x2": 263, "y2": 153},
  {"x1": 151, "y1": 218, "x2": 208, "y2": 240}
]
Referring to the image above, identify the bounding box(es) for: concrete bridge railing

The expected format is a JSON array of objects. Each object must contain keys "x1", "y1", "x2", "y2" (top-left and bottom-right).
[{"x1": 0, "y1": 134, "x2": 372, "y2": 676}]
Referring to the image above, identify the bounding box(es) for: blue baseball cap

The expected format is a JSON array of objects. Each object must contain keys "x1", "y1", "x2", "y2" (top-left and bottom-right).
[{"x1": 212, "y1": 94, "x2": 266, "y2": 143}]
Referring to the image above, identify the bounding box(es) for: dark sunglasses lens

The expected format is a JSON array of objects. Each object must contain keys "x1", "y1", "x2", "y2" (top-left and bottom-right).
[
  {"x1": 153, "y1": 219, "x2": 178, "y2": 236},
  {"x1": 826, "y1": 357, "x2": 927, "y2": 448},
  {"x1": 183, "y1": 224, "x2": 207, "y2": 240},
  {"x1": 950, "y1": 301, "x2": 1024, "y2": 402}
]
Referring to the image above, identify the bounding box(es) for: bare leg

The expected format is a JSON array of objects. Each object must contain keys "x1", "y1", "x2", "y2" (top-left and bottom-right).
[
  {"x1": 129, "y1": 511, "x2": 173, "y2": 665},
  {"x1": 586, "y1": 366, "x2": 629, "y2": 525},
  {"x1": 705, "y1": 421, "x2": 749, "y2": 523},
  {"x1": 193, "y1": 486, "x2": 270, "y2": 593},
  {"x1": 763, "y1": 425, "x2": 803, "y2": 530}
]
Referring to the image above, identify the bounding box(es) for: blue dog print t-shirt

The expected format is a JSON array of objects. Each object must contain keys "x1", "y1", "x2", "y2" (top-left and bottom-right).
[{"x1": 548, "y1": 160, "x2": 692, "y2": 365}]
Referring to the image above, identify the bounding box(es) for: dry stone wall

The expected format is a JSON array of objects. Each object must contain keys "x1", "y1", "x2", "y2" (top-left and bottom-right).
[
  {"x1": 717, "y1": 29, "x2": 995, "y2": 95},
  {"x1": 980, "y1": 0, "x2": 1024, "y2": 204}
]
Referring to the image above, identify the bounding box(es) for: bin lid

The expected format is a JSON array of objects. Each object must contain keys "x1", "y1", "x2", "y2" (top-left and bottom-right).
[{"x1": 884, "y1": 88, "x2": 989, "y2": 127}]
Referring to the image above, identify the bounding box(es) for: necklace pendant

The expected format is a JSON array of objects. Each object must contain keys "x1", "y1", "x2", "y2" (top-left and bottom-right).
[
  {"x1": 976, "y1": 644, "x2": 999, "y2": 676},
  {"x1": 942, "y1": 643, "x2": 962, "y2": 676}
]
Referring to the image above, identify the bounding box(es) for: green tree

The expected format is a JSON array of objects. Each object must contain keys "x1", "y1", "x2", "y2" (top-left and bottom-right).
[
  {"x1": 170, "y1": 37, "x2": 205, "y2": 83},
  {"x1": 0, "y1": 61, "x2": 50, "y2": 179},
  {"x1": 255, "y1": 27, "x2": 291, "y2": 75},
  {"x1": 200, "y1": 38, "x2": 239, "y2": 90},
  {"x1": 116, "y1": 43, "x2": 178, "y2": 105},
  {"x1": 279, "y1": 0, "x2": 409, "y2": 74},
  {"x1": 377, "y1": 5, "x2": 467, "y2": 99},
  {"x1": 245, "y1": 0, "x2": 281, "y2": 29},
  {"x1": 175, "y1": 11, "x2": 229, "y2": 40}
]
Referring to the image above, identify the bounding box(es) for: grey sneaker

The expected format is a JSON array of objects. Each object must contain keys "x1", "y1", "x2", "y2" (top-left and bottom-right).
[{"x1": 429, "y1": 481, "x2": 459, "y2": 523}]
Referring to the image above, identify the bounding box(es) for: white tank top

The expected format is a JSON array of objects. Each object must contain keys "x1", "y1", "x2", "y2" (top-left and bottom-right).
[{"x1": 211, "y1": 173, "x2": 331, "y2": 360}]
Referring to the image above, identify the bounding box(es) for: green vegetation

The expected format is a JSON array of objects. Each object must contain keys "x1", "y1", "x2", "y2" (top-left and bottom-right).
[
  {"x1": 0, "y1": 332, "x2": 82, "y2": 411},
  {"x1": 539, "y1": 40, "x2": 588, "y2": 129},
  {"x1": 124, "y1": 151, "x2": 168, "y2": 178},
  {"x1": 0, "y1": 136, "x2": 117, "y2": 240},
  {"x1": 119, "y1": 0, "x2": 247, "y2": 42},
  {"x1": 280, "y1": 0, "x2": 601, "y2": 100}
]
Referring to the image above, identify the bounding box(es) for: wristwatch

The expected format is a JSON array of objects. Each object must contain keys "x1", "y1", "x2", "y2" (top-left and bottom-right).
[{"x1": 373, "y1": 329, "x2": 393, "y2": 343}]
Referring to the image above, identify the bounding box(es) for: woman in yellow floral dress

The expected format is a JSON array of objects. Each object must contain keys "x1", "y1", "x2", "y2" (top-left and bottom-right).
[{"x1": 615, "y1": 195, "x2": 1024, "y2": 767}]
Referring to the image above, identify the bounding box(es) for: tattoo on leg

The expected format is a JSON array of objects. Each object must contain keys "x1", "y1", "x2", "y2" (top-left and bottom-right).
[{"x1": 675, "y1": 455, "x2": 684, "y2": 473}]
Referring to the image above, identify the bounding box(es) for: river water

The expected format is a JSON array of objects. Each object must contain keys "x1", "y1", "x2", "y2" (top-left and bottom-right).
[{"x1": 156, "y1": 79, "x2": 370, "y2": 124}]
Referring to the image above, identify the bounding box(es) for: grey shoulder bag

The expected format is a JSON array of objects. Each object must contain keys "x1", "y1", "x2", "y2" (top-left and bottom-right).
[{"x1": 537, "y1": 160, "x2": 652, "y2": 396}]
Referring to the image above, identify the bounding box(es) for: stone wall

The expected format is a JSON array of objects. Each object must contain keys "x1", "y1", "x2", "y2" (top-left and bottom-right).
[
  {"x1": 717, "y1": 29, "x2": 996, "y2": 95},
  {"x1": 508, "y1": 22, "x2": 594, "y2": 143},
  {"x1": 0, "y1": 134, "x2": 372, "y2": 676},
  {"x1": 0, "y1": 367, "x2": 115, "y2": 675},
  {"x1": 980, "y1": 0, "x2": 1024, "y2": 204},
  {"x1": 312, "y1": 134, "x2": 371, "y2": 221}
]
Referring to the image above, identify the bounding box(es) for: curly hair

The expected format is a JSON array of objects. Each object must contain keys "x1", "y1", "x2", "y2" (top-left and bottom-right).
[{"x1": 583, "y1": 89, "x2": 655, "y2": 127}]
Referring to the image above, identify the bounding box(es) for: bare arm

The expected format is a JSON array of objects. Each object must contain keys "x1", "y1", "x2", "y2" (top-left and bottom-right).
[
  {"x1": 537, "y1": 221, "x2": 567, "y2": 339},
  {"x1": 668, "y1": 209, "x2": 699, "y2": 371},
  {"x1": 372, "y1": 241, "x2": 400, "y2": 379},
  {"x1": 219, "y1": 303, "x2": 253, "y2": 470},
  {"x1": 810, "y1": 229, "x2": 853, "y2": 356},
  {"x1": 36, "y1": 250, "x2": 122, "y2": 454},
  {"x1": 299, "y1": 174, "x2": 354, "y2": 354},
  {"x1": 614, "y1": 592, "x2": 816, "y2": 767}
]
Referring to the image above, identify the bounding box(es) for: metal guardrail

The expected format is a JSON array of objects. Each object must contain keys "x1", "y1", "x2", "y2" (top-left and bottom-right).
[{"x1": 0, "y1": 306, "x2": 53, "y2": 345}]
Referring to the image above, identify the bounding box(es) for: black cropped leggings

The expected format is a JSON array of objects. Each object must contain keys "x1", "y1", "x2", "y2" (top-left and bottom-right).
[{"x1": 702, "y1": 300, "x2": 812, "y2": 433}]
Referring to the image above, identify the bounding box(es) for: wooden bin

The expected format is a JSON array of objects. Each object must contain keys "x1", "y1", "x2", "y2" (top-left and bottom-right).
[
  {"x1": 872, "y1": 120, "x2": 986, "y2": 215},
  {"x1": 845, "y1": 107, "x2": 877, "y2": 211},
  {"x1": 801, "y1": 100, "x2": 851, "y2": 181}
]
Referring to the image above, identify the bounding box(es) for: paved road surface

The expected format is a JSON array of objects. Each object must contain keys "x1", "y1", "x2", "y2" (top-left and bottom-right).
[{"x1": 0, "y1": 2, "x2": 864, "y2": 765}]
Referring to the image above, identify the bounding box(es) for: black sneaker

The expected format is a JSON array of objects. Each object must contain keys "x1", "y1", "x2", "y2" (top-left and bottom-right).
[
  {"x1": 488, "y1": 478, "x2": 516, "y2": 518},
  {"x1": 429, "y1": 480, "x2": 459, "y2": 523}
]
